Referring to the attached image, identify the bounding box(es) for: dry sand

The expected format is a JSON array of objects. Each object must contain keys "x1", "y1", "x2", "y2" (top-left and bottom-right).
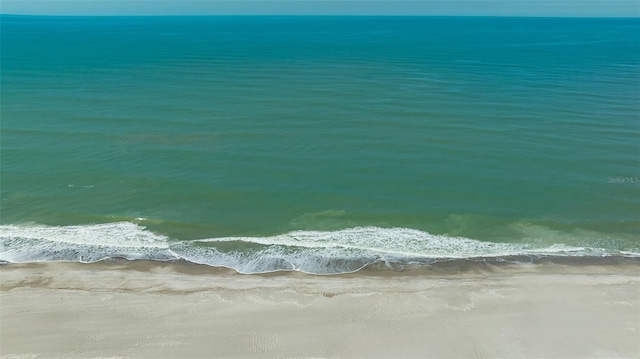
[{"x1": 1, "y1": 262, "x2": 638, "y2": 358}]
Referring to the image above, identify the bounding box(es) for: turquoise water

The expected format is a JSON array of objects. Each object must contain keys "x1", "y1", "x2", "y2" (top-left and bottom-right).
[{"x1": 1, "y1": 16, "x2": 639, "y2": 273}]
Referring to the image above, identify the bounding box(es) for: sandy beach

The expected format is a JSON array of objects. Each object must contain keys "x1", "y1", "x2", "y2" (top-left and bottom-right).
[{"x1": 1, "y1": 261, "x2": 638, "y2": 358}]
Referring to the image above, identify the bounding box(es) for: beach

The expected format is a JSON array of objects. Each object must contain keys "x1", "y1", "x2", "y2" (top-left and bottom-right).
[
  {"x1": 1, "y1": 262, "x2": 638, "y2": 358},
  {"x1": 1, "y1": 15, "x2": 639, "y2": 359}
]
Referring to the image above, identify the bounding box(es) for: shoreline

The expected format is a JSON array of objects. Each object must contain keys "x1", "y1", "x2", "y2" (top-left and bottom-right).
[
  {"x1": 1, "y1": 262, "x2": 639, "y2": 358},
  {"x1": 2, "y1": 253, "x2": 639, "y2": 276}
]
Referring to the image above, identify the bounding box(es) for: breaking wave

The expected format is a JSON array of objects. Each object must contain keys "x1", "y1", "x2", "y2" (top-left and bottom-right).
[{"x1": 1, "y1": 222, "x2": 637, "y2": 274}]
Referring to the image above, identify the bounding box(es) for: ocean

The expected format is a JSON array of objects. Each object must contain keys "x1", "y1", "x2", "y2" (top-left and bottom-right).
[{"x1": 1, "y1": 15, "x2": 639, "y2": 274}]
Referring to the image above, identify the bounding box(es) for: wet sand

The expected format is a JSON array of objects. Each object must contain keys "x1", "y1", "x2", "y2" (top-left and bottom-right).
[{"x1": 1, "y1": 262, "x2": 638, "y2": 358}]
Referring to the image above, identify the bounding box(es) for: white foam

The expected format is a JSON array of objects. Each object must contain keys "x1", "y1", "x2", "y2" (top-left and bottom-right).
[
  {"x1": 1, "y1": 223, "x2": 636, "y2": 274},
  {"x1": 0, "y1": 222, "x2": 171, "y2": 246},
  {"x1": 194, "y1": 226, "x2": 590, "y2": 259},
  {"x1": 178, "y1": 226, "x2": 623, "y2": 274},
  {"x1": 170, "y1": 241, "x2": 374, "y2": 274},
  {"x1": 0, "y1": 222, "x2": 177, "y2": 263}
]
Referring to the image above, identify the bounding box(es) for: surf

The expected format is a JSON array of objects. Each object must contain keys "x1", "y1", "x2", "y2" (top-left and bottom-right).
[{"x1": 2, "y1": 222, "x2": 637, "y2": 274}]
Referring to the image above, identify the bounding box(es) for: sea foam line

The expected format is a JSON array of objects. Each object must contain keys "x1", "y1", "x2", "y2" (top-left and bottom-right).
[{"x1": 1, "y1": 222, "x2": 637, "y2": 274}]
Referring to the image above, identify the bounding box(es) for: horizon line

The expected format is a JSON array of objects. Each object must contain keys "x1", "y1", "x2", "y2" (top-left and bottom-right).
[{"x1": 2, "y1": 13, "x2": 639, "y2": 19}]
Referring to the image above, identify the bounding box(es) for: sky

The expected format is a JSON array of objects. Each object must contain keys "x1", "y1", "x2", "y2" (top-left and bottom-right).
[{"x1": 1, "y1": 0, "x2": 639, "y2": 17}]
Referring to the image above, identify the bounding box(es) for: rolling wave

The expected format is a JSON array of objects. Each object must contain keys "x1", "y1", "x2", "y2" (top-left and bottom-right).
[{"x1": 1, "y1": 222, "x2": 637, "y2": 274}]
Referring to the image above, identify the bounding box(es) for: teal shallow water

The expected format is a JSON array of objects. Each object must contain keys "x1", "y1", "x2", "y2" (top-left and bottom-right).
[{"x1": 1, "y1": 16, "x2": 639, "y2": 273}]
